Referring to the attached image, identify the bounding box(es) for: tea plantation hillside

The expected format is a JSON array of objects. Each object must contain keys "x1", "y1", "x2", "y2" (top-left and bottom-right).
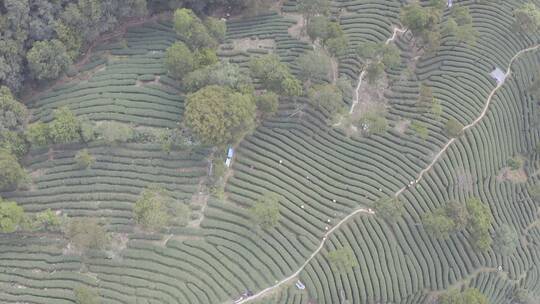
[{"x1": 0, "y1": 0, "x2": 539, "y2": 303}]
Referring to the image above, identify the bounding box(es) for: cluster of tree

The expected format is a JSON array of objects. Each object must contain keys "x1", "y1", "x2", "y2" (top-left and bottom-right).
[
  {"x1": 400, "y1": 1, "x2": 477, "y2": 54},
  {"x1": 422, "y1": 197, "x2": 493, "y2": 251},
  {"x1": 0, "y1": 0, "x2": 148, "y2": 92},
  {"x1": 438, "y1": 288, "x2": 488, "y2": 304},
  {"x1": 327, "y1": 246, "x2": 358, "y2": 274},
  {"x1": 249, "y1": 191, "x2": 281, "y2": 230},
  {"x1": 355, "y1": 41, "x2": 401, "y2": 84},
  {"x1": 249, "y1": 54, "x2": 303, "y2": 97},
  {"x1": 133, "y1": 186, "x2": 190, "y2": 231},
  {"x1": 151, "y1": 0, "x2": 272, "y2": 16},
  {"x1": 74, "y1": 285, "x2": 100, "y2": 304}
]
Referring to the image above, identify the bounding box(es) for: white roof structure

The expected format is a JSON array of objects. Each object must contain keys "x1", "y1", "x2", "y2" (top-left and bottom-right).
[
  {"x1": 447, "y1": 0, "x2": 453, "y2": 7},
  {"x1": 490, "y1": 68, "x2": 506, "y2": 85}
]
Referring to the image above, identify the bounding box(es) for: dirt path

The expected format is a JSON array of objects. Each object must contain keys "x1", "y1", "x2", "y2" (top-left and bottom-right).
[
  {"x1": 349, "y1": 27, "x2": 406, "y2": 114},
  {"x1": 233, "y1": 38, "x2": 540, "y2": 304}
]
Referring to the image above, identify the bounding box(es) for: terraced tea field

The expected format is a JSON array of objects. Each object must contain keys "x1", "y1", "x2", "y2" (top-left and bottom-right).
[{"x1": 1, "y1": 0, "x2": 539, "y2": 303}]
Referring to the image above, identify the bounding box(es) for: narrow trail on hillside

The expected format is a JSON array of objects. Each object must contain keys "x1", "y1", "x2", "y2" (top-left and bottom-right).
[
  {"x1": 349, "y1": 27, "x2": 406, "y2": 114},
  {"x1": 234, "y1": 37, "x2": 540, "y2": 304}
]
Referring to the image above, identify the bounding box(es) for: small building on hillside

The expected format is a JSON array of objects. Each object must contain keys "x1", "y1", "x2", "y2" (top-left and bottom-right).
[
  {"x1": 490, "y1": 67, "x2": 506, "y2": 85},
  {"x1": 447, "y1": 0, "x2": 453, "y2": 7}
]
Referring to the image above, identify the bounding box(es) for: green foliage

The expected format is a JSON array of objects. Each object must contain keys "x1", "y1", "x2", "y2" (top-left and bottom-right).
[
  {"x1": 74, "y1": 285, "x2": 100, "y2": 304},
  {"x1": 256, "y1": 92, "x2": 279, "y2": 117},
  {"x1": 75, "y1": 149, "x2": 95, "y2": 169},
  {"x1": 165, "y1": 42, "x2": 196, "y2": 79},
  {"x1": 27, "y1": 39, "x2": 72, "y2": 80},
  {"x1": 25, "y1": 122, "x2": 50, "y2": 147},
  {"x1": 249, "y1": 54, "x2": 302, "y2": 96},
  {"x1": 250, "y1": 192, "x2": 281, "y2": 230},
  {"x1": 96, "y1": 122, "x2": 134, "y2": 144},
  {"x1": 381, "y1": 44, "x2": 401, "y2": 69},
  {"x1": 514, "y1": 2, "x2": 540, "y2": 33},
  {"x1": 0, "y1": 86, "x2": 28, "y2": 132},
  {"x1": 410, "y1": 120, "x2": 429, "y2": 140},
  {"x1": 173, "y1": 8, "x2": 217, "y2": 49},
  {"x1": 366, "y1": 61, "x2": 385, "y2": 84},
  {"x1": 0, "y1": 149, "x2": 25, "y2": 191},
  {"x1": 307, "y1": 84, "x2": 344, "y2": 120},
  {"x1": 33, "y1": 209, "x2": 62, "y2": 232},
  {"x1": 67, "y1": 218, "x2": 109, "y2": 252},
  {"x1": 400, "y1": 3, "x2": 429, "y2": 35},
  {"x1": 55, "y1": 22, "x2": 82, "y2": 61},
  {"x1": 204, "y1": 17, "x2": 226, "y2": 43},
  {"x1": 444, "y1": 118, "x2": 463, "y2": 138},
  {"x1": 185, "y1": 85, "x2": 256, "y2": 145},
  {"x1": 134, "y1": 187, "x2": 172, "y2": 231},
  {"x1": 374, "y1": 196, "x2": 403, "y2": 222},
  {"x1": 439, "y1": 288, "x2": 488, "y2": 304},
  {"x1": 296, "y1": 50, "x2": 332, "y2": 84},
  {"x1": 183, "y1": 62, "x2": 253, "y2": 93},
  {"x1": 466, "y1": 197, "x2": 493, "y2": 251},
  {"x1": 0, "y1": 197, "x2": 24, "y2": 233},
  {"x1": 431, "y1": 99, "x2": 443, "y2": 119},
  {"x1": 327, "y1": 246, "x2": 358, "y2": 273},
  {"x1": 417, "y1": 83, "x2": 435, "y2": 114},
  {"x1": 494, "y1": 224, "x2": 519, "y2": 256},
  {"x1": 0, "y1": 130, "x2": 28, "y2": 158},
  {"x1": 49, "y1": 107, "x2": 81, "y2": 144},
  {"x1": 355, "y1": 41, "x2": 383, "y2": 60},
  {"x1": 423, "y1": 209, "x2": 456, "y2": 239}
]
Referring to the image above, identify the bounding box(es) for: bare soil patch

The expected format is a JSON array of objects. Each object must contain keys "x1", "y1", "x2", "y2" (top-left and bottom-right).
[
  {"x1": 394, "y1": 120, "x2": 411, "y2": 134},
  {"x1": 232, "y1": 38, "x2": 276, "y2": 52},
  {"x1": 497, "y1": 167, "x2": 528, "y2": 183}
]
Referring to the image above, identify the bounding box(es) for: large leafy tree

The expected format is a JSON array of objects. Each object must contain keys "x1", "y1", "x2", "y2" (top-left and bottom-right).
[
  {"x1": 423, "y1": 209, "x2": 456, "y2": 239},
  {"x1": 249, "y1": 54, "x2": 302, "y2": 96},
  {"x1": 133, "y1": 187, "x2": 172, "y2": 231},
  {"x1": 49, "y1": 107, "x2": 81, "y2": 144},
  {"x1": 250, "y1": 192, "x2": 281, "y2": 230},
  {"x1": 0, "y1": 197, "x2": 24, "y2": 233},
  {"x1": 185, "y1": 85, "x2": 256, "y2": 145},
  {"x1": 165, "y1": 42, "x2": 197, "y2": 79},
  {"x1": 0, "y1": 149, "x2": 25, "y2": 191},
  {"x1": 466, "y1": 197, "x2": 493, "y2": 251},
  {"x1": 183, "y1": 62, "x2": 253, "y2": 93},
  {"x1": 173, "y1": 8, "x2": 218, "y2": 50},
  {"x1": 297, "y1": 0, "x2": 330, "y2": 26},
  {"x1": 374, "y1": 196, "x2": 404, "y2": 222},
  {"x1": 296, "y1": 50, "x2": 332, "y2": 84},
  {"x1": 27, "y1": 39, "x2": 71, "y2": 81},
  {"x1": 0, "y1": 86, "x2": 28, "y2": 132}
]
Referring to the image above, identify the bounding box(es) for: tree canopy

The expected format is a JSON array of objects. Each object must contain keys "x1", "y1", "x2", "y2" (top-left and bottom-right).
[
  {"x1": 27, "y1": 39, "x2": 71, "y2": 81},
  {"x1": 173, "y1": 8, "x2": 219, "y2": 49},
  {"x1": 249, "y1": 54, "x2": 302, "y2": 96},
  {"x1": 296, "y1": 50, "x2": 332, "y2": 84},
  {"x1": 374, "y1": 196, "x2": 404, "y2": 222},
  {"x1": 134, "y1": 187, "x2": 172, "y2": 231},
  {"x1": 514, "y1": 2, "x2": 540, "y2": 33},
  {"x1": 67, "y1": 218, "x2": 109, "y2": 252},
  {"x1": 0, "y1": 197, "x2": 24, "y2": 233},
  {"x1": 49, "y1": 107, "x2": 81, "y2": 144},
  {"x1": 74, "y1": 285, "x2": 100, "y2": 304},
  {"x1": 0, "y1": 86, "x2": 28, "y2": 132},
  {"x1": 250, "y1": 192, "x2": 281, "y2": 230},
  {"x1": 445, "y1": 118, "x2": 463, "y2": 138},
  {"x1": 297, "y1": 0, "x2": 330, "y2": 25},
  {"x1": 185, "y1": 85, "x2": 256, "y2": 145},
  {"x1": 307, "y1": 84, "x2": 345, "y2": 120},
  {"x1": 494, "y1": 224, "x2": 519, "y2": 256},
  {"x1": 183, "y1": 62, "x2": 253, "y2": 93},
  {"x1": 0, "y1": 149, "x2": 25, "y2": 191}
]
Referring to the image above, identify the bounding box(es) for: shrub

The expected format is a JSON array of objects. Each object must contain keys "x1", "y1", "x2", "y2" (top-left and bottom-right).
[
  {"x1": 33, "y1": 209, "x2": 62, "y2": 232},
  {"x1": 75, "y1": 149, "x2": 95, "y2": 169},
  {"x1": 507, "y1": 157, "x2": 523, "y2": 170},
  {"x1": 249, "y1": 54, "x2": 302, "y2": 96},
  {"x1": 366, "y1": 61, "x2": 385, "y2": 84},
  {"x1": 423, "y1": 209, "x2": 456, "y2": 239},
  {"x1": 295, "y1": 50, "x2": 332, "y2": 84},
  {"x1": 165, "y1": 42, "x2": 196, "y2": 79},
  {"x1": 494, "y1": 224, "x2": 518, "y2": 256},
  {"x1": 444, "y1": 118, "x2": 463, "y2": 137}
]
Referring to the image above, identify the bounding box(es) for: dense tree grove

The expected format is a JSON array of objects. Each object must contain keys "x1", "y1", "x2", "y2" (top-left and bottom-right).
[{"x1": 0, "y1": 0, "x2": 148, "y2": 92}]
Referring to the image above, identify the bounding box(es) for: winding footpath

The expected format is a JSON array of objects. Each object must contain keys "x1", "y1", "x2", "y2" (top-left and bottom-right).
[{"x1": 236, "y1": 29, "x2": 540, "y2": 303}]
